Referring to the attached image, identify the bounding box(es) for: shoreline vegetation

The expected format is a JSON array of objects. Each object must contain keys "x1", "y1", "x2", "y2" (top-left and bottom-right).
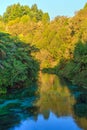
[
  {"x1": 0, "y1": 3, "x2": 87, "y2": 94},
  {"x1": 0, "y1": 32, "x2": 39, "y2": 94}
]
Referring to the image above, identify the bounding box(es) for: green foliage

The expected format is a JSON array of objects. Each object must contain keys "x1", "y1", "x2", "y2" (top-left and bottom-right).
[
  {"x1": 42, "y1": 13, "x2": 50, "y2": 23},
  {"x1": 20, "y1": 15, "x2": 30, "y2": 23},
  {"x1": 3, "y1": 3, "x2": 23, "y2": 22},
  {"x1": 1, "y1": 2, "x2": 87, "y2": 89},
  {"x1": 2, "y1": 3, "x2": 49, "y2": 23},
  {"x1": 57, "y1": 42, "x2": 87, "y2": 88},
  {"x1": 0, "y1": 32, "x2": 39, "y2": 93}
]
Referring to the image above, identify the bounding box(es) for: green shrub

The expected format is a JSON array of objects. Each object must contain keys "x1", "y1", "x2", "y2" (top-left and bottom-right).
[{"x1": 0, "y1": 32, "x2": 39, "y2": 93}]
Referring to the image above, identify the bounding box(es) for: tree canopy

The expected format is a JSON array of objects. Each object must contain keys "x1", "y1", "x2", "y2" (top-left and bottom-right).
[
  {"x1": 0, "y1": 3, "x2": 87, "y2": 89},
  {"x1": 3, "y1": 3, "x2": 50, "y2": 22}
]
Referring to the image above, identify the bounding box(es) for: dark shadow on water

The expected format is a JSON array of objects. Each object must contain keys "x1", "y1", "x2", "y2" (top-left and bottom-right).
[{"x1": 0, "y1": 83, "x2": 39, "y2": 130}]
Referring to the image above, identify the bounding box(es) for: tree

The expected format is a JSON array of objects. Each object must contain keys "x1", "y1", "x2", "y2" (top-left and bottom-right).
[{"x1": 42, "y1": 13, "x2": 50, "y2": 23}]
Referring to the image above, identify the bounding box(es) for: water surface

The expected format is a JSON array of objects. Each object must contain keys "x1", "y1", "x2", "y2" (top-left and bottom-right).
[{"x1": 0, "y1": 73, "x2": 87, "y2": 130}]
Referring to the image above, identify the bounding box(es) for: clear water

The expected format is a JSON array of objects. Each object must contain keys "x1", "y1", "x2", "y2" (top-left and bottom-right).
[{"x1": 0, "y1": 73, "x2": 87, "y2": 130}]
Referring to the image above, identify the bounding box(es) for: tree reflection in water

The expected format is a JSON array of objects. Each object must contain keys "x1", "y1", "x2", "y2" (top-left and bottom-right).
[
  {"x1": 0, "y1": 73, "x2": 87, "y2": 130},
  {"x1": 37, "y1": 73, "x2": 87, "y2": 130}
]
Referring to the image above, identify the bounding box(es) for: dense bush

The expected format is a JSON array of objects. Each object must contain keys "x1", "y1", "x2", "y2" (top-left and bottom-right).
[
  {"x1": 57, "y1": 42, "x2": 87, "y2": 88},
  {"x1": 0, "y1": 32, "x2": 39, "y2": 93}
]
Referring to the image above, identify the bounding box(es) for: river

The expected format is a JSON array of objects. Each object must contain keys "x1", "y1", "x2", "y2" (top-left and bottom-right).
[{"x1": 0, "y1": 73, "x2": 87, "y2": 130}]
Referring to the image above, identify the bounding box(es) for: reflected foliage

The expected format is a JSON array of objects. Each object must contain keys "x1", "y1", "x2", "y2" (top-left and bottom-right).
[
  {"x1": 0, "y1": 73, "x2": 87, "y2": 130},
  {"x1": 37, "y1": 73, "x2": 75, "y2": 117},
  {"x1": 73, "y1": 93, "x2": 87, "y2": 130},
  {"x1": 0, "y1": 2, "x2": 87, "y2": 130},
  {"x1": 37, "y1": 73, "x2": 87, "y2": 130},
  {"x1": 0, "y1": 84, "x2": 39, "y2": 130}
]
